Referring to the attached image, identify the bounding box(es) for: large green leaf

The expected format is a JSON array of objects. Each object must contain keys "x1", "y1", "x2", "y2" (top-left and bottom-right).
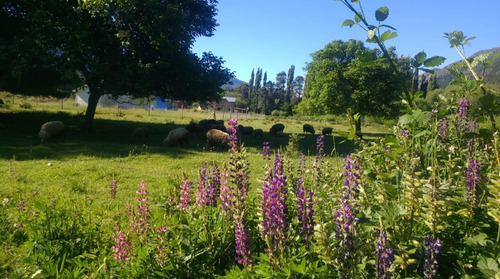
[
  {"x1": 342, "y1": 19, "x2": 355, "y2": 28},
  {"x1": 375, "y1": 6, "x2": 389, "y2": 21},
  {"x1": 414, "y1": 51, "x2": 427, "y2": 65},
  {"x1": 471, "y1": 53, "x2": 491, "y2": 68},
  {"x1": 380, "y1": 30, "x2": 397, "y2": 42},
  {"x1": 423, "y1": 56, "x2": 446, "y2": 67},
  {"x1": 478, "y1": 257, "x2": 500, "y2": 278}
]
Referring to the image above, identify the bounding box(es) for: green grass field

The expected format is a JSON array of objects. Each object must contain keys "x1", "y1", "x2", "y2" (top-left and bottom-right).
[
  {"x1": 0, "y1": 94, "x2": 395, "y2": 276},
  {"x1": 0, "y1": 96, "x2": 386, "y2": 205}
]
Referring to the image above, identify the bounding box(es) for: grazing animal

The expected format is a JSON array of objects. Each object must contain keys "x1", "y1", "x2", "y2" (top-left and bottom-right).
[
  {"x1": 132, "y1": 127, "x2": 149, "y2": 143},
  {"x1": 252, "y1": 128, "x2": 263, "y2": 137},
  {"x1": 322, "y1": 127, "x2": 333, "y2": 135},
  {"x1": 38, "y1": 121, "x2": 65, "y2": 142},
  {"x1": 303, "y1": 124, "x2": 315, "y2": 134},
  {"x1": 186, "y1": 122, "x2": 202, "y2": 134},
  {"x1": 198, "y1": 119, "x2": 217, "y2": 130},
  {"x1": 206, "y1": 129, "x2": 230, "y2": 149},
  {"x1": 270, "y1": 123, "x2": 285, "y2": 135},
  {"x1": 208, "y1": 124, "x2": 227, "y2": 132},
  {"x1": 163, "y1": 127, "x2": 189, "y2": 147},
  {"x1": 238, "y1": 125, "x2": 254, "y2": 136}
]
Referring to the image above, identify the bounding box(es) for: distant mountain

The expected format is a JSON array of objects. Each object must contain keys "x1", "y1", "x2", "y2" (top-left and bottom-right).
[
  {"x1": 428, "y1": 47, "x2": 500, "y2": 89},
  {"x1": 221, "y1": 78, "x2": 246, "y2": 90}
]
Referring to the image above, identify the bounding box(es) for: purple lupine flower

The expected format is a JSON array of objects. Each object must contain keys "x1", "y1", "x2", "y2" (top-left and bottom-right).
[
  {"x1": 466, "y1": 157, "x2": 480, "y2": 207},
  {"x1": 227, "y1": 118, "x2": 240, "y2": 151},
  {"x1": 227, "y1": 119, "x2": 249, "y2": 202},
  {"x1": 334, "y1": 155, "x2": 361, "y2": 278},
  {"x1": 316, "y1": 134, "x2": 325, "y2": 158},
  {"x1": 342, "y1": 155, "x2": 360, "y2": 201},
  {"x1": 376, "y1": 226, "x2": 394, "y2": 278},
  {"x1": 297, "y1": 154, "x2": 314, "y2": 242},
  {"x1": 438, "y1": 118, "x2": 449, "y2": 140},
  {"x1": 262, "y1": 141, "x2": 271, "y2": 160},
  {"x1": 131, "y1": 180, "x2": 150, "y2": 235},
  {"x1": 178, "y1": 174, "x2": 192, "y2": 210},
  {"x1": 110, "y1": 179, "x2": 117, "y2": 199},
  {"x1": 423, "y1": 235, "x2": 442, "y2": 279},
  {"x1": 261, "y1": 150, "x2": 288, "y2": 264},
  {"x1": 234, "y1": 216, "x2": 252, "y2": 266},
  {"x1": 458, "y1": 98, "x2": 469, "y2": 119},
  {"x1": 305, "y1": 190, "x2": 315, "y2": 241},
  {"x1": 113, "y1": 227, "x2": 130, "y2": 262},
  {"x1": 205, "y1": 162, "x2": 220, "y2": 207},
  {"x1": 196, "y1": 162, "x2": 209, "y2": 206},
  {"x1": 457, "y1": 98, "x2": 478, "y2": 133},
  {"x1": 219, "y1": 164, "x2": 233, "y2": 216}
]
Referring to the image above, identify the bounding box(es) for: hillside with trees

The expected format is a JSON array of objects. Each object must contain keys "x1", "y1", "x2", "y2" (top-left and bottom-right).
[{"x1": 224, "y1": 66, "x2": 305, "y2": 116}]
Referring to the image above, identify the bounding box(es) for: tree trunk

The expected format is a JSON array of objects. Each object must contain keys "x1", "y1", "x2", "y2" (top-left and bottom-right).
[
  {"x1": 355, "y1": 117, "x2": 363, "y2": 139},
  {"x1": 80, "y1": 90, "x2": 101, "y2": 132}
]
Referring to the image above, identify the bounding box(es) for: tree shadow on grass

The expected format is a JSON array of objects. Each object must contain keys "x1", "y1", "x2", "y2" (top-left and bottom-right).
[{"x1": 0, "y1": 110, "x2": 362, "y2": 160}]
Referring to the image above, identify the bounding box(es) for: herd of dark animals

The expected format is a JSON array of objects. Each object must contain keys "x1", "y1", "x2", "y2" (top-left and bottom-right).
[{"x1": 37, "y1": 118, "x2": 334, "y2": 150}]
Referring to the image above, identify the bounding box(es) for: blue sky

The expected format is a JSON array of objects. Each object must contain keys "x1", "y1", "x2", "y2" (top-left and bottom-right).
[{"x1": 192, "y1": 0, "x2": 500, "y2": 83}]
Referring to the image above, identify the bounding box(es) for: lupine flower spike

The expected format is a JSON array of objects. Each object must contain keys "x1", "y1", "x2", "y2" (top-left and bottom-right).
[
  {"x1": 178, "y1": 173, "x2": 192, "y2": 210},
  {"x1": 376, "y1": 218, "x2": 394, "y2": 279},
  {"x1": 423, "y1": 235, "x2": 442, "y2": 279}
]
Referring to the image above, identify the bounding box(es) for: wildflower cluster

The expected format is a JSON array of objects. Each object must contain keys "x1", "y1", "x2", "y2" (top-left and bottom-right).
[
  {"x1": 376, "y1": 225, "x2": 394, "y2": 279},
  {"x1": 155, "y1": 225, "x2": 169, "y2": 267},
  {"x1": 457, "y1": 98, "x2": 478, "y2": 133},
  {"x1": 465, "y1": 158, "x2": 480, "y2": 207},
  {"x1": 234, "y1": 215, "x2": 252, "y2": 266},
  {"x1": 206, "y1": 162, "x2": 221, "y2": 207},
  {"x1": 423, "y1": 235, "x2": 442, "y2": 279},
  {"x1": 227, "y1": 118, "x2": 252, "y2": 266},
  {"x1": 262, "y1": 141, "x2": 271, "y2": 160},
  {"x1": 113, "y1": 226, "x2": 130, "y2": 262},
  {"x1": 334, "y1": 155, "x2": 360, "y2": 277},
  {"x1": 178, "y1": 173, "x2": 192, "y2": 210},
  {"x1": 130, "y1": 180, "x2": 150, "y2": 235},
  {"x1": 196, "y1": 162, "x2": 209, "y2": 207},
  {"x1": 261, "y1": 150, "x2": 288, "y2": 264}
]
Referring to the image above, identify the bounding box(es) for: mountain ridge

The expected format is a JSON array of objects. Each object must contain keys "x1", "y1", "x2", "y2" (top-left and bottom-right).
[{"x1": 429, "y1": 46, "x2": 500, "y2": 89}]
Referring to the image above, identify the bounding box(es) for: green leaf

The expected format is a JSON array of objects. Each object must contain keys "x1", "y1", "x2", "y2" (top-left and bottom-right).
[
  {"x1": 375, "y1": 6, "x2": 389, "y2": 21},
  {"x1": 478, "y1": 257, "x2": 500, "y2": 278},
  {"x1": 414, "y1": 51, "x2": 427, "y2": 65},
  {"x1": 471, "y1": 53, "x2": 491, "y2": 68},
  {"x1": 398, "y1": 114, "x2": 413, "y2": 126},
  {"x1": 355, "y1": 14, "x2": 362, "y2": 23},
  {"x1": 424, "y1": 56, "x2": 446, "y2": 67},
  {"x1": 342, "y1": 19, "x2": 356, "y2": 28},
  {"x1": 351, "y1": 0, "x2": 360, "y2": 4},
  {"x1": 380, "y1": 30, "x2": 397, "y2": 42},
  {"x1": 465, "y1": 233, "x2": 492, "y2": 247}
]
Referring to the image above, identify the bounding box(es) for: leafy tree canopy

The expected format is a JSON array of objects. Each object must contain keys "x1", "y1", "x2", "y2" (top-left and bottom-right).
[
  {"x1": 297, "y1": 39, "x2": 407, "y2": 118},
  {"x1": 0, "y1": 0, "x2": 233, "y2": 130}
]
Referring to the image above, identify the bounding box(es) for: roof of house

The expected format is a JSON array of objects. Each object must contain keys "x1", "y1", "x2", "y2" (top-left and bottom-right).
[{"x1": 222, "y1": 96, "x2": 236, "y2": 103}]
